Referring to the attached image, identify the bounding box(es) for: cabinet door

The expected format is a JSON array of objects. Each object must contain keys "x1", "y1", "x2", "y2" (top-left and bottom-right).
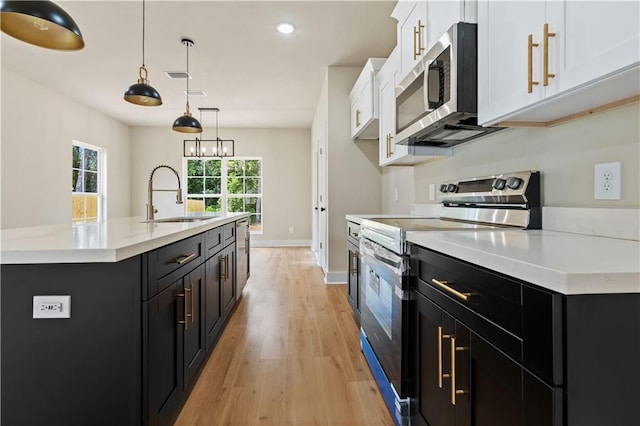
[
  {"x1": 549, "y1": 1, "x2": 639, "y2": 94},
  {"x1": 183, "y1": 265, "x2": 206, "y2": 391},
  {"x1": 399, "y1": 2, "x2": 427, "y2": 80},
  {"x1": 359, "y1": 77, "x2": 374, "y2": 127},
  {"x1": 425, "y1": 1, "x2": 465, "y2": 51},
  {"x1": 221, "y1": 244, "x2": 237, "y2": 319},
  {"x1": 205, "y1": 254, "x2": 223, "y2": 351},
  {"x1": 146, "y1": 281, "x2": 183, "y2": 426},
  {"x1": 478, "y1": 0, "x2": 546, "y2": 125}
]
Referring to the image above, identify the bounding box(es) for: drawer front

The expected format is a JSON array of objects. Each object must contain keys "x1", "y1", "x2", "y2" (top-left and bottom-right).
[
  {"x1": 223, "y1": 223, "x2": 235, "y2": 245},
  {"x1": 347, "y1": 221, "x2": 361, "y2": 245},
  {"x1": 415, "y1": 246, "x2": 522, "y2": 337},
  {"x1": 205, "y1": 227, "x2": 224, "y2": 257},
  {"x1": 148, "y1": 234, "x2": 204, "y2": 297}
]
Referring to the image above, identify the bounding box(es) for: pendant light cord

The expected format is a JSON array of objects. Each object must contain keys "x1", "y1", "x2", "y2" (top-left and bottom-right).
[
  {"x1": 186, "y1": 41, "x2": 190, "y2": 110},
  {"x1": 141, "y1": 0, "x2": 146, "y2": 67}
]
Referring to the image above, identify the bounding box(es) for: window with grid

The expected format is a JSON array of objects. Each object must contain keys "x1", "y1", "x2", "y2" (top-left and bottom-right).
[
  {"x1": 185, "y1": 158, "x2": 262, "y2": 233},
  {"x1": 72, "y1": 142, "x2": 104, "y2": 223}
]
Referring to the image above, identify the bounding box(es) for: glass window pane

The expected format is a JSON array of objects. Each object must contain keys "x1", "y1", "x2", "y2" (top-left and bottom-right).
[
  {"x1": 246, "y1": 178, "x2": 260, "y2": 194},
  {"x1": 205, "y1": 177, "x2": 221, "y2": 194},
  {"x1": 72, "y1": 169, "x2": 82, "y2": 192},
  {"x1": 245, "y1": 160, "x2": 260, "y2": 176},
  {"x1": 187, "y1": 177, "x2": 204, "y2": 194},
  {"x1": 227, "y1": 197, "x2": 245, "y2": 212},
  {"x1": 227, "y1": 177, "x2": 244, "y2": 194},
  {"x1": 205, "y1": 198, "x2": 222, "y2": 213},
  {"x1": 187, "y1": 197, "x2": 204, "y2": 213},
  {"x1": 72, "y1": 146, "x2": 82, "y2": 169},
  {"x1": 227, "y1": 160, "x2": 244, "y2": 177},
  {"x1": 187, "y1": 160, "x2": 204, "y2": 177},
  {"x1": 205, "y1": 159, "x2": 221, "y2": 177},
  {"x1": 245, "y1": 197, "x2": 260, "y2": 214},
  {"x1": 84, "y1": 171, "x2": 98, "y2": 193},
  {"x1": 84, "y1": 148, "x2": 98, "y2": 172},
  {"x1": 250, "y1": 214, "x2": 262, "y2": 232}
]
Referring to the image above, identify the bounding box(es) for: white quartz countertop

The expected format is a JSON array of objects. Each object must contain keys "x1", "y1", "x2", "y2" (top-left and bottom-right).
[
  {"x1": 0, "y1": 213, "x2": 250, "y2": 264},
  {"x1": 406, "y1": 229, "x2": 640, "y2": 295}
]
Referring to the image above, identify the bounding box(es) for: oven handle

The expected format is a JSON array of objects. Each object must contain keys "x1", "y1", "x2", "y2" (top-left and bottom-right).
[{"x1": 359, "y1": 238, "x2": 407, "y2": 276}]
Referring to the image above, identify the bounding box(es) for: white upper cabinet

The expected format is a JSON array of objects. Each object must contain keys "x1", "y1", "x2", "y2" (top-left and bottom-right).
[
  {"x1": 350, "y1": 58, "x2": 386, "y2": 140},
  {"x1": 393, "y1": 1, "x2": 477, "y2": 82},
  {"x1": 478, "y1": 0, "x2": 640, "y2": 126}
]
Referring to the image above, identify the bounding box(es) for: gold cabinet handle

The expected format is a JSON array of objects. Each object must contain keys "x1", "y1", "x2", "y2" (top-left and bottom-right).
[
  {"x1": 350, "y1": 252, "x2": 358, "y2": 274},
  {"x1": 431, "y1": 279, "x2": 472, "y2": 301},
  {"x1": 220, "y1": 255, "x2": 228, "y2": 280},
  {"x1": 543, "y1": 23, "x2": 556, "y2": 86},
  {"x1": 177, "y1": 290, "x2": 189, "y2": 330},
  {"x1": 439, "y1": 327, "x2": 453, "y2": 388},
  {"x1": 356, "y1": 109, "x2": 361, "y2": 127},
  {"x1": 414, "y1": 19, "x2": 425, "y2": 60},
  {"x1": 451, "y1": 338, "x2": 468, "y2": 405},
  {"x1": 388, "y1": 134, "x2": 393, "y2": 157},
  {"x1": 528, "y1": 34, "x2": 540, "y2": 93},
  {"x1": 176, "y1": 253, "x2": 197, "y2": 265}
]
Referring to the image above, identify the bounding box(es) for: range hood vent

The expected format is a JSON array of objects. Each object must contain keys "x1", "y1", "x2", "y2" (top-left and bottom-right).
[{"x1": 397, "y1": 114, "x2": 504, "y2": 148}]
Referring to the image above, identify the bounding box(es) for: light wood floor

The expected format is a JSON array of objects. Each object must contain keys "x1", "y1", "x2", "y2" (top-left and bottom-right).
[{"x1": 174, "y1": 247, "x2": 393, "y2": 426}]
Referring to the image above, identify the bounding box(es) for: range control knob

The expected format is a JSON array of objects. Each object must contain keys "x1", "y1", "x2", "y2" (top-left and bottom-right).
[
  {"x1": 492, "y1": 178, "x2": 507, "y2": 190},
  {"x1": 447, "y1": 183, "x2": 458, "y2": 193},
  {"x1": 439, "y1": 184, "x2": 449, "y2": 193},
  {"x1": 506, "y1": 177, "x2": 523, "y2": 190}
]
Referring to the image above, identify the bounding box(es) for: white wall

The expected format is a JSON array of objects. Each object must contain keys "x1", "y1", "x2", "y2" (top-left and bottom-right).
[
  {"x1": 130, "y1": 126, "x2": 312, "y2": 244},
  {"x1": 382, "y1": 103, "x2": 640, "y2": 211},
  {"x1": 1, "y1": 68, "x2": 132, "y2": 228}
]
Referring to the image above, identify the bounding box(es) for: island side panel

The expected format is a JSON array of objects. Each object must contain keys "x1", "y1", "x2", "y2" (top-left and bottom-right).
[{"x1": 1, "y1": 256, "x2": 143, "y2": 426}]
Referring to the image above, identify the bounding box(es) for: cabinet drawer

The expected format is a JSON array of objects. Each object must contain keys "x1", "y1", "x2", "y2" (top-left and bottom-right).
[
  {"x1": 223, "y1": 222, "x2": 235, "y2": 246},
  {"x1": 411, "y1": 244, "x2": 563, "y2": 386},
  {"x1": 147, "y1": 234, "x2": 204, "y2": 297},
  {"x1": 415, "y1": 246, "x2": 522, "y2": 337},
  {"x1": 205, "y1": 226, "x2": 224, "y2": 257},
  {"x1": 347, "y1": 221, "x2": 361, "y2": 245}
]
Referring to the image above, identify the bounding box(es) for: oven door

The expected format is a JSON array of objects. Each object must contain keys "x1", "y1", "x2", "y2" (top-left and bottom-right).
[{"x1": 359, "y1": 238, "x2": 409, "y2": 397}]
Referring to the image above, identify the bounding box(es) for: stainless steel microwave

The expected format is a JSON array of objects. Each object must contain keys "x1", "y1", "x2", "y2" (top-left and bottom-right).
[{"x1": 395, "y1": 22, "x2": 502, "y2": 147}]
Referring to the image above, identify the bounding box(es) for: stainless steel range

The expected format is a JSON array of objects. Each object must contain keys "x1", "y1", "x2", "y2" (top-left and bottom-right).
[{"x1": 357, "y1": 170, "x2": 541, "y2": 426}]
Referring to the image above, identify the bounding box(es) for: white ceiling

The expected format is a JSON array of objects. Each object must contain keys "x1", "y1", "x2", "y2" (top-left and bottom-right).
[{"x1": 1, "y1": 0, "x2": 397, "y2": 129}]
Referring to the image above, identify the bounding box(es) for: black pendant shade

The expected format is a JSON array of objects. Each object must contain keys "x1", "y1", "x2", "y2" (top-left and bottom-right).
[
  {"x1": 124, "y1": 67, "x2": 162, "y2": 106},
  {"x1": 173, "y1": 109, "x2": 202, "y2": 133},
  {"x1": 124, "y1": 0, "x2": 161, "y2": 106},
  {"x1": 172, "y1": 38, "x2": 202, "y2": 133},
  {"x1": 0, "y1": 1, "x2": 84, "y2": 50}
]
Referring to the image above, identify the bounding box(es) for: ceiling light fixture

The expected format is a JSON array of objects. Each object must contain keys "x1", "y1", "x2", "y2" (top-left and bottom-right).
[
  {"x1": 183, "y1": 108, "x2": 235, "y2": 158},
  {"x1": 276, "y1": 22, "x2": 295, "y2": 34},
  {"x1": 0, "y1": 0, "x2": 84, "y2": 50},
  {"x1": 124, "y1": 0, "x2": 162, "y2": 106},
  {"x1": 172, "y1": 38, "x2": 202, "y2": 133}
]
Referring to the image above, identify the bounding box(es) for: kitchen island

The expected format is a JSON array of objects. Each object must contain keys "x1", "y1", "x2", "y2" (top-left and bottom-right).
[{"x1": 1, "y1": 213, "x2": 250, "y2": 426}]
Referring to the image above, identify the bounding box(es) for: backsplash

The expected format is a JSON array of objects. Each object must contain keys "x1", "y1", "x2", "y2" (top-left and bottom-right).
[{"x1": 382, "y1": 102, "x2": 639, "y2": 212}]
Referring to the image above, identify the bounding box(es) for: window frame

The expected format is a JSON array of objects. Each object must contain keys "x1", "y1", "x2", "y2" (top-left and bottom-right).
[
  {"x1": 183, "y1": 156, "x2": 263, "y2": 234},
  {"x1": 72, "y1": 140, "x2": 106, "y2": 223}
]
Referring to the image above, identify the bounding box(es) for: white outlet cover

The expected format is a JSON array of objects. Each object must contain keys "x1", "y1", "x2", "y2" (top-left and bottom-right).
[
  {"x1": 33, "y1": 295, "x2": 71, "y2": 319},
  {"x1": 594, "y1": 162, "x2": 621, "y2": 200}
]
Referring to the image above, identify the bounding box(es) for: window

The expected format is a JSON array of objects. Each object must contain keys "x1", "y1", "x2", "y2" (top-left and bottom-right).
[
  {"x1": 185, "y1": 158, "x2": 262, "y2": 233},
  {"x1": 72, "y1": 142, "x2": 105, "y2": 222}
]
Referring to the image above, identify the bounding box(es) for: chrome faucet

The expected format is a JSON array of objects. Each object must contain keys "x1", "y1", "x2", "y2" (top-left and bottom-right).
[{"x1": 147, "y1": 165, "x2": 184, "y2": 221}]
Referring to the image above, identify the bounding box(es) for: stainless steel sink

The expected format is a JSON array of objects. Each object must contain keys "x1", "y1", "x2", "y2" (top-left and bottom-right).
[{"x1": 143, "y1": 215, "x2": 218, "y2": 223}]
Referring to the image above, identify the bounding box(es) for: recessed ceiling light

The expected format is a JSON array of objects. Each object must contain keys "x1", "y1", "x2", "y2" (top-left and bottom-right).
[{"x1": 276, "y1": 22, "x2": 295, "y2": 34}]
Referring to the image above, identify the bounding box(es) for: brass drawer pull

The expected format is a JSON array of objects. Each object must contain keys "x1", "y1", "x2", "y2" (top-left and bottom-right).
[
  {"x1": 414, "y1": 20, "x2": 425, "y2": 60},
  {"x1": 451, "y1": 337, "x2": 468, "y2": 405},
  {"x1": 438, "y1": 326, "x2": 453, "y2": 388},
  {"x1": 431, "y1": 279, "x2": 471, "y2": 301},
  {"x1": 176, "y1": 253, "x2": 197, "y2": 265}
]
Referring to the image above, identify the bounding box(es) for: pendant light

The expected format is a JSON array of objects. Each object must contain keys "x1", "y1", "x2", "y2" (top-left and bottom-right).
[
  {"x1": 124, "y1": 0, "x2": 162, "y2": 106},
  {"x1": 172, "y1": 38, "x2": 202, "y2": 133},
  {"x1": 183, "y1": 108, "x2": 235, "y2": 158},
  {"x1": 0, "y1": 1, "x2": 84, "y2": 50}
]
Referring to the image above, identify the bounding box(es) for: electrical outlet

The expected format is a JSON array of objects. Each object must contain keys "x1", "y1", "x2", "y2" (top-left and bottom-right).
[
  {"x1": 33, "y1": 295, "x2": 71, "y2": 319},
  {"x1": 289, "y1": 227, "x2": 294, "y2": 234},
  {"x1": 594, "y1": 162, "x2": 621, "y2": 200}
]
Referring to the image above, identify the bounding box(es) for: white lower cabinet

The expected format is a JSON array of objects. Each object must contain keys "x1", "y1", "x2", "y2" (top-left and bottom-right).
[{"x1": 478, "y1": 0, "x2": 640, "y2": 126}]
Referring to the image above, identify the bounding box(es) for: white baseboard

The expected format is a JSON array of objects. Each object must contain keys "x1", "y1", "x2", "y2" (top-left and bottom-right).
[
  {"x1": 251, "y1": 239, "x2": 311, "y2": 247},
  {"x1": 324, "y1": 271, "x2": 347, "y2": 284}
]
